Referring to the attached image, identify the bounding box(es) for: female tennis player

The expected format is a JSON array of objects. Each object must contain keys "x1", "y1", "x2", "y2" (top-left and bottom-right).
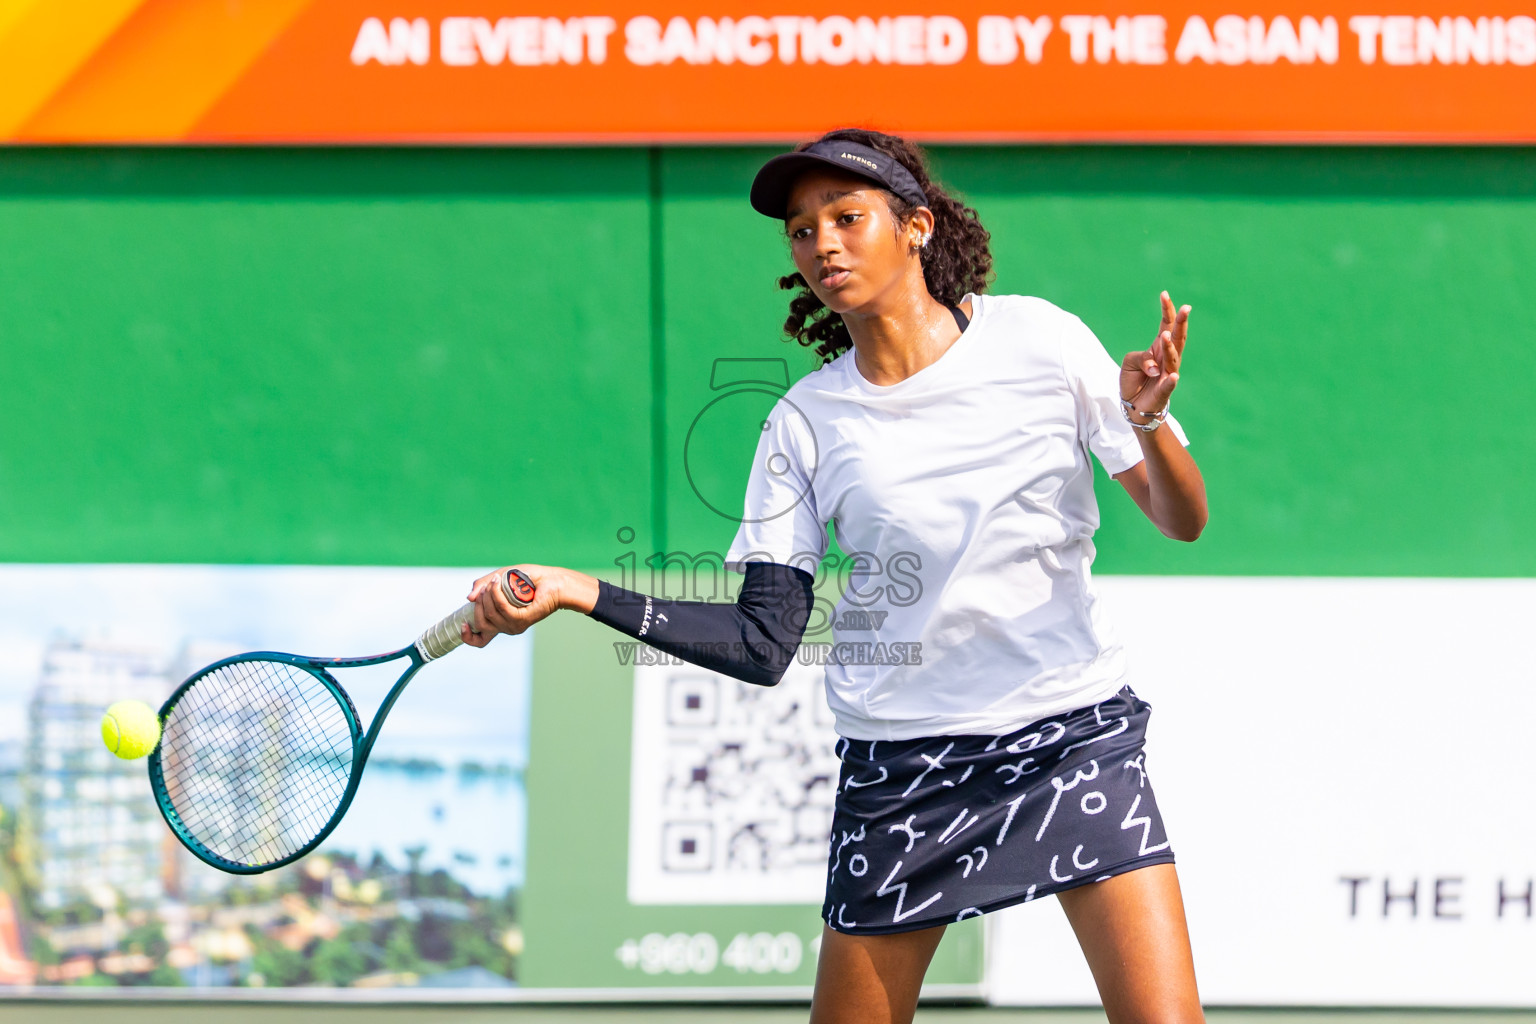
[{"x1": 461, "y1": 127, "x2": 1208, "y2": 1024}]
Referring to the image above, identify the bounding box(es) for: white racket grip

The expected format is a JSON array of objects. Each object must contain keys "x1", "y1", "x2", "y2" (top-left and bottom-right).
[{"x1": 415, "y1": 569, "x2": 535, "y2": 662}]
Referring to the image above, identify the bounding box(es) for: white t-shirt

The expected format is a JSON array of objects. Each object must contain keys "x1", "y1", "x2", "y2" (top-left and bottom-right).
[{"x1": 725, "y1": 293, "x2": 1189, "y2": 741}]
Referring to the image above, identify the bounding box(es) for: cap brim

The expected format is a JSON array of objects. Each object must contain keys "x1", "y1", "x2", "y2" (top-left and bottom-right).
[{"x1": 749, "y1": 151, "x2": 889, "y2": 219}]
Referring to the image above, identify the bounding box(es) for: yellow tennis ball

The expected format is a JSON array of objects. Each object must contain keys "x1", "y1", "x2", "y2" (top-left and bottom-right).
[{"x1": 101, "y1": 700, "x2": 161, "y2": 760}]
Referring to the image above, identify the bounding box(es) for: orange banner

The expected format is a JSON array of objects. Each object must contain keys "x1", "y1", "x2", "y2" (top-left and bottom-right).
[{"x1": 2, "y1": 0, "x2": 1534, "y2": 142}]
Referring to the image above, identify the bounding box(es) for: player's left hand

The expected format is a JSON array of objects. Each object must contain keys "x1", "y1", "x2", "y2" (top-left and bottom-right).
[
  {"x1": 461, "y1": 564, "x2": 565, "y2": 646},
  {"x1": 1120, "y1": 290, "x2": 1190, "y2": 416}
]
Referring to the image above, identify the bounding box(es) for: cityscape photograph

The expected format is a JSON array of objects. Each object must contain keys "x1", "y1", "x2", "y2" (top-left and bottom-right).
[{"x1": 0, "y1": 565, "x2": 531, "y2": 990}]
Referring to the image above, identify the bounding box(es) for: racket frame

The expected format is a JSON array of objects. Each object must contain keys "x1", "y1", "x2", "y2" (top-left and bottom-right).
[
  {"x1": 148, "y1": 567, "x2": 533, "y2": 874},
  {"x1": 149, "y1": 644, "x2": 425, "y2": 874}
]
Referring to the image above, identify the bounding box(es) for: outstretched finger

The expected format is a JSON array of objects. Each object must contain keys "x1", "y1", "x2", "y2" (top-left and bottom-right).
[
  {"x1": 1170, "y1": 303, "x2": 1192, "y2": 352},
  {"x1": 1159, "y1": 329, "x2": 1181, "y2": 376}
]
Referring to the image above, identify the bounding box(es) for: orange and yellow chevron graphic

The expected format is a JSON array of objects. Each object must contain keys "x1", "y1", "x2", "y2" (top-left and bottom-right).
[{"x1": 0, "y1": 0, "x2": 312, "y2": 141}]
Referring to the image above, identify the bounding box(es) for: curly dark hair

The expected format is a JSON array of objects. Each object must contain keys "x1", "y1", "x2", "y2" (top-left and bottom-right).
[{"x1": 777, "y1": 128, "x2": 994, "y2": 364}]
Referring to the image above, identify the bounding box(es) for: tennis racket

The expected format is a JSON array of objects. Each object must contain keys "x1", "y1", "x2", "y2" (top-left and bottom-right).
[{"x1": 147, "y1": 567, "x2": 536, "y2": 874}]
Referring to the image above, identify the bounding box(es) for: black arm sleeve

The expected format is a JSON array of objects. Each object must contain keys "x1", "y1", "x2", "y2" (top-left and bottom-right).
[{"x1": 586, "y1": 561, "x2": 815, "y2": 687}]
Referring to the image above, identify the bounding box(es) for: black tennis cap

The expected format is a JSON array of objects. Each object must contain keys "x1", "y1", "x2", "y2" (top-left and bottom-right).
[{"x1": 750, "y1": 139, "x2": 929, "y2": 219}]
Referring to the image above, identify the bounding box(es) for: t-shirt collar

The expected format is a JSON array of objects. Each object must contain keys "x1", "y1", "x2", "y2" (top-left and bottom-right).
[{"x1": 843, "y1": 292, "x2": 984, "y2": 395}]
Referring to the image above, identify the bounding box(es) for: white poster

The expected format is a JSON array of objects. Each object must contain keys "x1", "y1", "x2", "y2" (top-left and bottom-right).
[
  {"x1": 627, "y1": 659, "x2": 839, "y2": 905},
  {"x1": 987, "y1": 576, "x2": 1536, "y2": 1007}
]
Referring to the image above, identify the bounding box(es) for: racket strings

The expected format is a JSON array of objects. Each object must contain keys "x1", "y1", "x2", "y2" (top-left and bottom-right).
[
  {"x1": 165, "y1": 665, "x2": 351, "y2": 865},
  {"x1": 159, "y1": 659, "x2": 355, "y2": 868}
]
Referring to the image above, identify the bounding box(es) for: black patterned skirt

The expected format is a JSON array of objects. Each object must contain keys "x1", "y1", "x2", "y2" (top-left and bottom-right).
[{"x1": 822, "y1": 685, "x2": 1175, "y2": 935}]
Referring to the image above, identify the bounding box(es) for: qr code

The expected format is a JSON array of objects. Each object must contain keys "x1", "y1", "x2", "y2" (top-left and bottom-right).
[{"x1": 627, "y1": 658, "x2": 840, "y2": 904}]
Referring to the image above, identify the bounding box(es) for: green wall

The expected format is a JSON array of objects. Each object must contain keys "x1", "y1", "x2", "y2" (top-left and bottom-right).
[
  {"x1": 5, "y1": 144, "x2": 1531, "y2": 992},
  {"x1": 2, "y1": 145, "x2": 1533, "y2": 574},
  {"x1": 0, "y1": 149, "x2": 654, "y2": 567}
]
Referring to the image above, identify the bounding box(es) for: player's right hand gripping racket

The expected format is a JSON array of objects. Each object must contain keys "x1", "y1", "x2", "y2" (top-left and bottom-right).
[{"x1": 148, "y1": 568, "x2": 536, "y2": 874}]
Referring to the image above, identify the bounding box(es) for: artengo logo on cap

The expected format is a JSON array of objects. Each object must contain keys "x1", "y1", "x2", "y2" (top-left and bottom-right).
[{"x1": 839, "y1": 152, "x2": 880, "y2": 171}]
